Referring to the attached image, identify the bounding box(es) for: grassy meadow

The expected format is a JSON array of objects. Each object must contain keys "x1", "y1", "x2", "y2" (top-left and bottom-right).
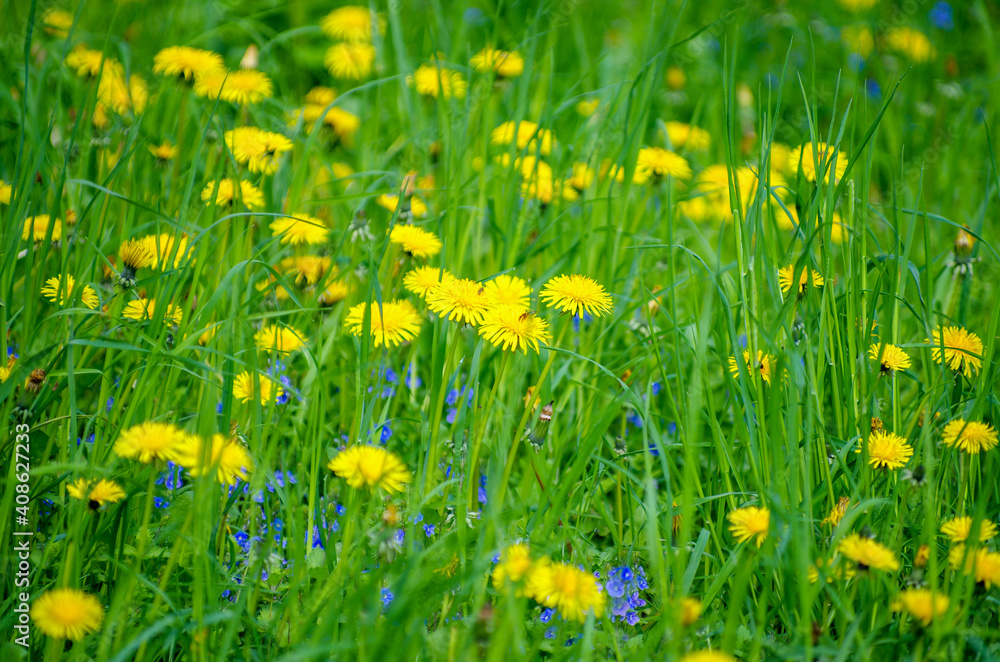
[{"x1": 2, "y1": 0, "x2": 1000, "y2": 659}]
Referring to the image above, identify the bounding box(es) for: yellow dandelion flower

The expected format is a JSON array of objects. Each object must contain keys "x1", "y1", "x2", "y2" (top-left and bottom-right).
[
  {"x1": 65, "y1": 44, "x2": 112, "y2": 78},
  {"x1": 175, "y1": 433, "x2": 253, "y2": 485},
  {"x1": 858, "y1": 430, "x2": 913, "y2": 470},
  {"x1": 324, "y1": 42, "x2": 376, "y2": 80},
  {"x1": 232, "y1": 371, "x2": 284, "y2": 406},
  {"x1": 0, "y1": 179, "x2": 11, "y2": 204},
  {"x1": 148, "y1": 142, "x2": 179, "y2": 161},
  {"x1": 30, "y1": 589, "x2": 104, "y2": 641},
  {"x1": 842, "y1": 25, "x2": 875, "y2": 58},
  {"x1": 66, "y1": 478, "x2": 125, "y2": 508},
  {"x1": 113, "y1": 421, "x2": 188, "y2": 464},
  {"x1": 885, "y1": 27, "x2": 936, "y2": 63},
  {"x1": 576, "y1": 98, "x2": 599, "y2": 117},
  {"x1": 636, "y1": 147, "x2": 692, "y2": 181},
  {"x1": 479, "y1": 307, "x2": 551, "y2": 354},
  {"x1": 270, "y1": 214, "x2": 329, "y2": 246},
  {"x1": 566, "y1": 162, "x2": 596, "y2": 193},
  {"x1": 808, "y1": 557, "x2": 858, "y2": 584},
  {"x1": 940, "y1": 516, "x2": 998, "y2": 544},
  {"x1": 868, "y1": 343, "x2": 912, "y2": 374},
  {"x1": 41, "y1": 8, "x2": 73, "y2": 37},
  {"x1": 491, "y1": 543, "x2": 533, "y2": 587},
  {"x1": 328, "y1": 445, "x2": 411, "y2": 493},
  {"x1": 22, "y1": 215, "x2": 62, "y2": 242},
  {"x1": 194, "y1": 69, "x2": 272, "y2": 105},
  {"x1": 664, "y1": 121, "x2": 711, "y2": 151},
  {"x1": 409, "y1": 63, "x2": 468, "y2": 99},
  {"x1": 941, "y1": 419, "x2": 998, "y2": 455},
  {"x1": 836, "y1": 0, "x2": 879, "y2": 10},
  {"x1": 403, "y1": 266, "x2": 456, "y2": 298},
  {"x1": 41, "y1": 275, "x2": 98, "y2": 309},
  {"x1": 153, "y1": 46, "x2": 224, "y2": 82},
  {"x1": 254, "y1": 325, "x2": 306, "y2": 354},
  {"x1": 224, "y1": 127, "x2": 293, "y2": 175},
  {"x1": 525, "y1": 561, "x2": 606, "y2": 623},
  {"x1": 344, "y1": 300, "x2": 422, "y2": 347},
  {"x1": 491, "y1": 121, "x2": 554, "y2": 156},
  {"x1": 201, "y1": 179, "x2": 264, "y2": 209},
  {"x1": 928, "y1": 326, "x2": 983, "y2": 378},
  {"x1": 680, "y1": 652, "x2": 737, "y2": 662},
  {"x1": 427, "y1": 278, "x2": 491, "y2": 325},
  {"x1": 727, "y1": 505, "x2": 770, "y2": 547},
  {"x1": 950, "y1": 545, "x2": 1000, "y2": 588},
  {"x1": 388, "y1": 224, "x2": 440, "y2": 258},
  {"x1": 119, "y1": 238, "x2": 155, "y2": 272},
  {"x1": 318, "y1": 279, "x2": 351, "y2": 306},
  {"x1": 470, "y1": 47, "x2": 524, "y2": 78},
  {"x1": 540, "y1": 274, "x2": 613, "y2": 318},
  {"x1": 839, "y1": 533, "x2": 899, "y2": 572},
  {"x1": 122, "y1": 298, "x2": 183, "y2": 325},
  {"x1": 892, "y1": 588, "x2": 949, "y2": 626},
  {"x1": 141, "y1": 233, "x2": 194, "y2": 271},
  {"x1": 377, "y1": 194, "x2": 430, "y2": 219},
  {"x1": 790, "y1": 142, "x2": 848, "y2": 183},
  {"x1": 823, "y1": 496, "x2": 850, "y2": 527},
  {"x1": 320, "y1": 6, "x2": 384, "y2": 42},
  {"x1": 778, "y1": 265, "x2": 824, "y2": 296},
  {"x1": 728, "y1": 349, "x2": 776, "y2": 386},
  {"x1": 281, "y1": 255, "x2": 332, "y2": 286},
  {"x1": 483, "y1": 274, "x2": 530, "y2": 308},
  {"x1": 679, "y1": 597, "x2": 702, "y2": 626},
  {"x1": 0, "y1": 356, "x2": 17, "y2": 382}
]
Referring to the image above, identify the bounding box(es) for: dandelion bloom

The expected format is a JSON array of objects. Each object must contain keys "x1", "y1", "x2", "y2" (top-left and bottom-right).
[
  {"x1": 320, "y1": 6, "x2": 384, "y2": 42},
  {"x1": 64, "y1": 44, "x2": 110, "y2": 78},
  {"x1": 232, "y1": 371, "x2": 285, "y2": 406},
  {"x1": 270, "y1": 214, "x2": 329, "y2": 246},
  {"x1": 664, "y1": 121, "x2": 711, "y2": 151},
  {"x1": 123, "y1": 298, "x2": 184, "y2": 325},
  {"x1": 427, "y1": 278, "x2": 491, "y2": 326},
  {"x1": 195, "y1": 69, "x2": 273, "y2": 105},
  {"x1": 318, "y1": 280, "x2": 351, "y2": 306},
  {"x1": 328, "y1": 445, "x2": 412, "y2": 493},
  {"x1": 483, "y1": 274, "x2": 531, "y2": 308},
  {"x1": 540, "y1": 274, "x2": 613, "y2": 318},
  {"x1": 892, "y1": 589, "x2": 949, "y2": 626},
  {"x1": 41, "y1": 8, "x2": 73, "y2": 37},
  {"x1": 324, "y1": 42, "x2": 376, "y2": 80},
  {"x1": 941, "y1": 419, "x2": 998, "y2": 454},
  {"x1": 224, "y1": 127, "x2": 293, "y2": 175},
  {"x1": 377, "y1": 194, "x2": 429, "y2": 218},
  {"x1": 859, "y1": 430, "x2": 913, "y2": 470},
  {"x1": 727, "y1": 505, "x2": 770, "y2": 547},
  {"x1": 777, "y1": 265, "x2": 824, "y2": 296},
  {"x1": 201, "y1": 179, "x2": 264, "y2": 209},
  {"x1": 281, "y1": 255, "x2": 332, "y2": 286},
  {"x1": 142, "y1": 233, "x2": 194, "y2": 270},
  {"x1": 119, "y1": 238, "x2": 155, "y2": 272},
  {"x1": 409, "y1": 63, "x2": 468, "y2": 99},
  {"x1": 30, "y1": 589, "x2": 104, "y2": 641},
  {"x1": 842, "y1": 25, "x2": 875, "y2": 58},
  {"x1": 789, "y1": 142, "x2": 848, "y2": 183},
  {"x1": 0, "y1": 179, "x2": 11, "y2": 204},
  {"x1": 66, "y1": 479, "x2": 126, "y2": 508},
  {"x1": 491, "y1": 543, "x2": 533, "y2": 587},
  {"x1": 822, "y1": 496, "x2": 850, "y2": 527},
  {"x1": 254, "y1": 325, "x2": 307, "y2": 354},
  {"x1": 403, "y1": 266, "x2": 455, "y2": 298},
  {"x1": 470, "y1": 47, "x2": 524, "y2": 77},
  {"x1": 940, "y1": 516, "x2": 998, "y2": 544},
  {"x1": 113, "y1": 421, "x2": 188, "y2": 463},
  {"x1": 96, "y1": 68, "x2": 149, "y2": 115},
  {"x1": 928, "y1": 326, "x2": 983, "y2": 378},
  {"x1": 344, "y1": 300, "x2": 422, "y2": 347},
  {"x1": 868, "y1": 343, "x2": 911, "y2": 374},
  {"x1": 175, "y1": 433, "x2": 253, "y2": 485},
  {"x1": 22, "y1": 215, "x2": 62, "y2": 242},
  {"x1": 728, "y1": 349, "x2": 776, "y2": 386},
  {"x1": 636, "y1": 147, "x2": 692, "y2": 181},
  {"x1": 148, "y1": 142, "x2": 179, "y2": 161},
  {"x1": 576, "y1": 98, "x2": 599, "y2": 117},
  {"x1": 680, "y1": 652, "x2": 737, "y2": 662},
  {"x1": 41, "y1": 275, "x2": 98, "y2": 309},
  {"x1": 949, "y1": 546, "x2": 1000, "y2": 588},
  {"x1": 491, "y1": 121, "x2": 554, "y2": 156},
  {"x1": 679, "y1": 597, "x2": 702, "y2": 626},
  {"x1": 885, "y1": 27, "x2": 936, "y2": 63},
  {"x1": 525, "y1": 561, "x2": 606, "y2": 623},
  {"x1": 839, "y1": 533, "x2": 899, "y2": 572},
  {"x1": 153, "y1": 46, "x2": 224, "y2": 82},
  {"x1": 479, "y1": 307, "x2": 551, "y2": 354},
  {"x1": 836, "y1": 0, "x2": 878, "y2": 10},
  {"x1": 388, "y1": 224, "x2": 440, "y2": 258}
]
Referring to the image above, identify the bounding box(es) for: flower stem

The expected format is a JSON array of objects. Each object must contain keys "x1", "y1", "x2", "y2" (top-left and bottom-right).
[
  {"x1": 466, "y1": 352, "x2": 509, "y2": 510},
  {"x1": 424, "y1": 327, "x2": 462, "y2": 496}
]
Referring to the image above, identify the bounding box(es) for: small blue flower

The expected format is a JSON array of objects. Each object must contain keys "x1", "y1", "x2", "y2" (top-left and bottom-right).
[
  {"x1": 378, "y1": 422, "x2": 393, "y2": 444},
  {"x1": 929, "y1": 1, "x2": 954, "y2": 30},
  {"x1": 381, "y1": 588, "x2": 394, "y2": 608},
  {"x1": 394, "y1": 529, "x2": 405, "y2": 545},
  {"x1": 412, "y1": 513, "x2": 424, "y2": 524},
  {"x1": 544, "y1": 627, "x2": 557, "y2": 640},
  {"x1": 651, "y1": 381, "x2": 662, "y2": 396},
  {"x1": 423, "y1": 524, "x2": 436, "y2": 537},
  {"x1": 154, "y1": 497, "x2": 169, "y2": 509},
  {"x1": 105, "y1": 397, "x2": 114, "y2": 412},
  {"x1": 540, "y1": 608, "x2": 554, "y2": 623}
]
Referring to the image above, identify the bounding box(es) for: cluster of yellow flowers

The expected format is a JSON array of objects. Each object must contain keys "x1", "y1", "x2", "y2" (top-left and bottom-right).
[{"x1": 491, "y1": 543, "x2": 606, "y2": 623}]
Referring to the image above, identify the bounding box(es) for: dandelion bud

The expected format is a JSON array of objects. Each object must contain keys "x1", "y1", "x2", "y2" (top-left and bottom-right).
[
  {"x1": 240, "y1": 45, "x2": 259, "y2": 70},
  {"x1": 25, "y1": 368, "x2": 46, "y2": 394},
  {"x1": 527, "y1": 401, "x2": 553, "y2": 450}
]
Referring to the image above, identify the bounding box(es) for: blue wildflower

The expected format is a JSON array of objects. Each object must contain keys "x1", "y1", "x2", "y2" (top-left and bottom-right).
[{"x1": 929, "y1": 2, "x2": 954, "y2": 30}]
